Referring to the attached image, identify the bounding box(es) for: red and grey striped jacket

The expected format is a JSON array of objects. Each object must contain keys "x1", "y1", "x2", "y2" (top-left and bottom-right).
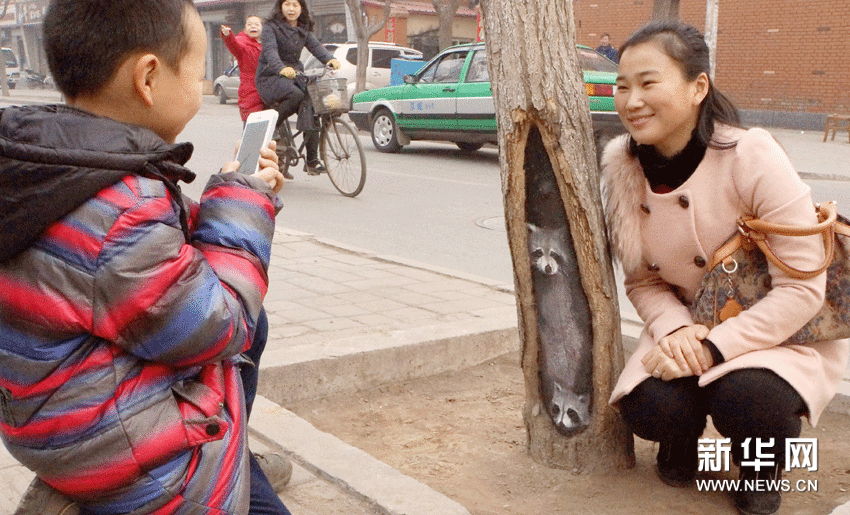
[{"x1": 0, "y1": 105, "x2": 280, "y2": 514}]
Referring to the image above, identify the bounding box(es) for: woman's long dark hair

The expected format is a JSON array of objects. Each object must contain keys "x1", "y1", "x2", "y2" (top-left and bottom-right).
[
  {"x1": 620, "y1": 21, "x2": 742, "y2": 153},
  {"x1": 268, "y1": 0, "x2": 315, "y2": 32}
]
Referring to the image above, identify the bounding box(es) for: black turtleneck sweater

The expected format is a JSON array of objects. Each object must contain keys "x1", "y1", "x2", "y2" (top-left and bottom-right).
[{"x1": 637, "y1": 132, "x2": 707, "y2": 194}]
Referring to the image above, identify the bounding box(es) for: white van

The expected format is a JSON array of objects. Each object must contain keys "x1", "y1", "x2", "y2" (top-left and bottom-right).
[
  {"x1": 303, "y1": 42, "x2": 422, "y2": 99},
  {"x1": 3, "y1": 47, "x2": 20, "y2": 89}
]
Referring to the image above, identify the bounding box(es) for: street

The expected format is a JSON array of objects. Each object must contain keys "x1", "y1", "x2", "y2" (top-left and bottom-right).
[
  {"x1": 179, "y1": 99, "x2": 515, "y2": 284},
  {"x1": 179, "y1": 98, "x2": 850, "y2": 289}
]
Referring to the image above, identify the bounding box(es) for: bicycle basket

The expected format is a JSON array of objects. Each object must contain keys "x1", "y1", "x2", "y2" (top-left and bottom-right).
[{"x1": 307, "y1": 78, "x2": 349, "y2": 115}]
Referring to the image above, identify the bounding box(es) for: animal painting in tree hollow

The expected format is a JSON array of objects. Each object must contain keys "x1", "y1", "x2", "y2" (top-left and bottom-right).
[{"x1": 525, "y1": 127, "x2": 594, "y2": 436}]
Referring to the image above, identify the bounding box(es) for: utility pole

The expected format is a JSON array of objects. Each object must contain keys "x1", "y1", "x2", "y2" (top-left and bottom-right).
[
  {"x1": 0, "y1": 0, "x2": 11, "y2": 97},
  {"x1": 704, "y1": 0, "x2": 719, "y2": 80}
]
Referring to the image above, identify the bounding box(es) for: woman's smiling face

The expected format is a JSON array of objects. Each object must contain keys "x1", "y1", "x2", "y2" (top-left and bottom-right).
[{"x1": 614, "y1": 40, "x2": 708, "y2": 157}]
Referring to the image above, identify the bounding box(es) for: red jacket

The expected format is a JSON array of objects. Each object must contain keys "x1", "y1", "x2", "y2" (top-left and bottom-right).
[{"x1": 222, "y1": 31, "x2": 265, "y2": 120}]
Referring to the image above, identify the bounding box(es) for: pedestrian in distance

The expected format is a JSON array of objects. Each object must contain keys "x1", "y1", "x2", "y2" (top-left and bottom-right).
[
  {"x1": 601, "y1": 21, "x2": 848, "y2": 515},
  {"x1": 255, "y1": 0, "x2": 341, "y2": 177},
  {"x1": 0, "y1": 0, "x2": 293, "y2": 514},
  {"x1": 221, "y1": 15, "x2": 266, "y2": 123},
  {"x1": 595, "y1": 32, "x2": 619, "y2": 63}
]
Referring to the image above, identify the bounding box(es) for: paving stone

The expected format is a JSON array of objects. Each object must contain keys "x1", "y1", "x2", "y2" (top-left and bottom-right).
[
  {"x1": 354, "y1": 299, "x2": 408, "y2": 313},
  {"x1": 341, "y1": 275, "x2": 421, "y2": 290},
  {"x1": 382, "y1": 306, "x2": 440, "y2": 322},
  {"x1": 404, "y1": 279, "x2": 476, "y2": 294},
  {"x1": 332, "y1": 291, "x2": 384, "y2": 303},
  {"x1": 303, "y1": 318, "x2": 364, "y2": 332},
  {"x1": 350, "y1": 313, "x2": 398, "y2": 327},
  {"x1": 280, "y1": 306, "x2": 335, "y2": 323},
  {"x1": 309, "y1": 303, "x2": 372, "y2": 317}
]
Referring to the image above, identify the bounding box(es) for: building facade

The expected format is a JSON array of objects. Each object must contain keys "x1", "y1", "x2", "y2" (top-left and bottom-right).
[
  {"x1": 572, "y1": 0, "x2": 850, "y2": 129},
  {"x1": 0, "y1": 0, "x2": 49, "y2": 77}
]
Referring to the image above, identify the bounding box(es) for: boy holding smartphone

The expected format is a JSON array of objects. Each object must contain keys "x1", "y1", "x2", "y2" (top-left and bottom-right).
[{"x1": 0, "y1": 1, "x2": 290, "y2": 514}]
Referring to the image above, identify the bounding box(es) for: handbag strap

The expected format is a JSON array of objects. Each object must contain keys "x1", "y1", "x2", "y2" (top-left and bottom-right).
[{"x1": 710, "y1": 202, "x2": 847, "y2": 279}]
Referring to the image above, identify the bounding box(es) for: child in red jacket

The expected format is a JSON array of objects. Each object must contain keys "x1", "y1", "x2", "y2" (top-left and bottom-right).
[{"x1": 221, "y1": 16, "x2": 265, "y2": 122}]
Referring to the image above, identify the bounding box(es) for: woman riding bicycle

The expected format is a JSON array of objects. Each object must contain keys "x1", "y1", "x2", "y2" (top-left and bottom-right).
[{"x1": 256, "y1": 0, "x2": 340, "y2": 178}]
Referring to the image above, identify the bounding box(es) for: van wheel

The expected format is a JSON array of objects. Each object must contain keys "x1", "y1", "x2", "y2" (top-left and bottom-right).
[
  {"x1": 215, "y1": 86, "x2": 227, "y2": 104},
  {"x1": 371, "y1": 109, "x2": 401, "y2": 153},
  {"x1": 455, "y1": 142, "x2": 484, "y2": 152}
]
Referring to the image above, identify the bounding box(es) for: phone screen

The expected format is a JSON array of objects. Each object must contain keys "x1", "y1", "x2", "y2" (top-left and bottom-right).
[{"x1": 236, "y1": 119, "x2": 272, "y2": 174}]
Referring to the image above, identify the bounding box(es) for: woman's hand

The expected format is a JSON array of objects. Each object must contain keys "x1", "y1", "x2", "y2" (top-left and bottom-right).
[
  {"x1": 657, "y1": 325, "x2": 712, "y2": 376},
  {"x1": 279, "y1": 67, "x2": 296, "y2": 79},
  {"x1": 252, "y1": 140, "x2": 285, "y2": 194},
  {"x1": 327, "y1": 58, "x2": 341, "y2": 70},
  {"x1": 642, "y1": 346, "x2": 693, "y2": 381}
]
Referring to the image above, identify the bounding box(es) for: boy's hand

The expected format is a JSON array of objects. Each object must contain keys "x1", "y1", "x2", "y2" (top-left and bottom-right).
[
  {"x1": 252, "y1": 140, "x2": 285, "y2": 194},
  {"x1": 279, "y1": 67, "x2": 296, "y2": 79},
  {"x1": 221, "y1": 25, "x2": 232, "y2": 37}
]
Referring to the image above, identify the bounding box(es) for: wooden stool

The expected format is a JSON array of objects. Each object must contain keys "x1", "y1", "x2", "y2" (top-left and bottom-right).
[{"x1": 823, "y1": 114, "x2": 850, "y2": 143}]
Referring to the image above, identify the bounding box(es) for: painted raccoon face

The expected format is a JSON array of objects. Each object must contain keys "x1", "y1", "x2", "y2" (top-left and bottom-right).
[{"x1": 527, "y1": 224, "x2": 568, "y2": 275}]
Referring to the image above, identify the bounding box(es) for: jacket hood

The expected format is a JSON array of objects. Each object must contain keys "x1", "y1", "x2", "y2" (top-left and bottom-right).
[{"x1": 0, "y1": 104, "x2": 195, "y2": 263}]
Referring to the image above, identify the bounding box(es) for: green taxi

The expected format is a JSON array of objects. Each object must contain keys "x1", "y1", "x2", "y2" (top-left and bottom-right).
[{"x1": 348, "y1": 42, "x2": 623, "y2": 153}]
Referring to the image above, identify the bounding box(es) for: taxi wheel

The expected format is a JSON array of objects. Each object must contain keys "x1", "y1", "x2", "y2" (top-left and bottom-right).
[
  {"x1": 371, "y1": 109, "x2": 401, "y2": 153},
  {"x1": 455, "y1": 142, "x2": 484, "y2": 152}
]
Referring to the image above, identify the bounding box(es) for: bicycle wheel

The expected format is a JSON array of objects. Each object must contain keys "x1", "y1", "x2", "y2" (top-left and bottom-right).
[
  {"x1": 274, "y1": 120, "x2": 299, "y2": 178},
  {"x1": 320, "y1": 117, "x2": 366, "y2": 197}
]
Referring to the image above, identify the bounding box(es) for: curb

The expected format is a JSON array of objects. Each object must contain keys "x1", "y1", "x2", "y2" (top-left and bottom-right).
[{"x1": 249, "y1": 396, "x2": 471, "y2": 515}]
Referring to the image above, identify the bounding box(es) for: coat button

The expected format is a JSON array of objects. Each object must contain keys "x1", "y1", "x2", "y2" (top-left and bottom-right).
[
  {"x1": 640, "y1": 203, "x2": 651, "y2": 214},
  {"x1": 647, "y1": 263, "x2": 660, "y2": 272},
  {"x1": 206, "y1": 423, "x2": 221, "y2": 436},
  {"x1": 694, "y1": 256, "x2": 706, "y2": 267},
  {"x1": 678, "y1": 195, "x2": 690, "y2": 208}
]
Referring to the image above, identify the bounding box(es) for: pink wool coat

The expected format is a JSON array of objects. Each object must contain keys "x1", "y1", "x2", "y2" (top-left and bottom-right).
[{"x1": 601, "y1": 125, "x2": 849, "y2": 426}]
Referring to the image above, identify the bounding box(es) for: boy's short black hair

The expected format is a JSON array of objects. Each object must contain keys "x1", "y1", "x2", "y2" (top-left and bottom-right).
[{"x1": 44, "y1": 0, "x2": 197, "y2": 99}]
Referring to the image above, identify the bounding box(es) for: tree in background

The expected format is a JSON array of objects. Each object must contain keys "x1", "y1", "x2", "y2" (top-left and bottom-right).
[
  {"x1": 479, "y1": 0, "x2": 634, "y2": 472},
  {"x1": 344, "y1": 0, "x2": 391, "y2": 95},
  {"x1": 432, "y1": 0, "x2": 460, "y2": 51},
  {"x1": 652, "y1": 0, "x2": 680, "y2": 20}
]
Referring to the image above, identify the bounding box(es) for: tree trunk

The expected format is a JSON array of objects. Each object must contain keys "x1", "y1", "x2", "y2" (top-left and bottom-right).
[
  {"x1": 652, "y1": 0, "x2": 680, "y2": 21},
  {"x1": 344, "y1": 0, "x2": 392, "y2": 95},
  {"x1": 432, "y1": 0, "x2": 460, "y2": 51},
  {"x1": 479, "y1": 0, "x2": 634, "y2": 472}
]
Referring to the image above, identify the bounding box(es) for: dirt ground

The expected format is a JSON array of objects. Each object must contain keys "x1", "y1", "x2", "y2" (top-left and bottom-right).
[{"x1": 287, "y1": 352, "x2": 850, "y2": 515}]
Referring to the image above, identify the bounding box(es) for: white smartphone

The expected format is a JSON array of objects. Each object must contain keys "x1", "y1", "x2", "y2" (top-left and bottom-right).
[{"x1": 235, "y1": 109, "x2": 279, "y2": 174}]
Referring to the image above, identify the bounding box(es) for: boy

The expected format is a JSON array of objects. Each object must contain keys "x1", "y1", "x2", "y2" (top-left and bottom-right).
[{"x1": 0, "y1": 0, "x2": 289, "y2": 513}]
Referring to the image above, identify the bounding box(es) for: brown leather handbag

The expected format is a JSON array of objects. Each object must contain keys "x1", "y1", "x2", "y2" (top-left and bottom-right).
[{"x1": 690, "y1": 201, "x2": 850, "y2": 344}]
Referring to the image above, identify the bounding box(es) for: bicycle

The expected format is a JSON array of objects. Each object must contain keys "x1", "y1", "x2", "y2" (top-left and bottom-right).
[{"x1": 273, "y1": 68, "x2": 366, "y2": 197}]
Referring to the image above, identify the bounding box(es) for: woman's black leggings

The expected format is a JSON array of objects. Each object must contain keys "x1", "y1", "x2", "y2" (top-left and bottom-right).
[
  {"x1": 261, "y1": 79, "x2": 320, "y2": 162},
  {"x1": 619, "y1": 368, "x2": 807, "y2": 465}
]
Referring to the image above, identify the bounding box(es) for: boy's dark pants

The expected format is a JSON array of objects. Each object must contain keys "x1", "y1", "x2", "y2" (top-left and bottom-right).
[{"x1": 242, "y1": 308, "x2": 292, "y2": 515}]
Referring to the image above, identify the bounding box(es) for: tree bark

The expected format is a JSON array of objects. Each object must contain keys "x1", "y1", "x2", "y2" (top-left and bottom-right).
[
  {"x1": 652, "y1": 0, "x2": 680, "y2": 21},
  {"x1": 432, "y1": 0, "x2": 460, "y2": 51},
  {"x1": 479, "y1": 0, "x2": 634, "y2": 472},
  {"x1": 344, "y1": 0, "x2": 392, "y2": 95}
]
